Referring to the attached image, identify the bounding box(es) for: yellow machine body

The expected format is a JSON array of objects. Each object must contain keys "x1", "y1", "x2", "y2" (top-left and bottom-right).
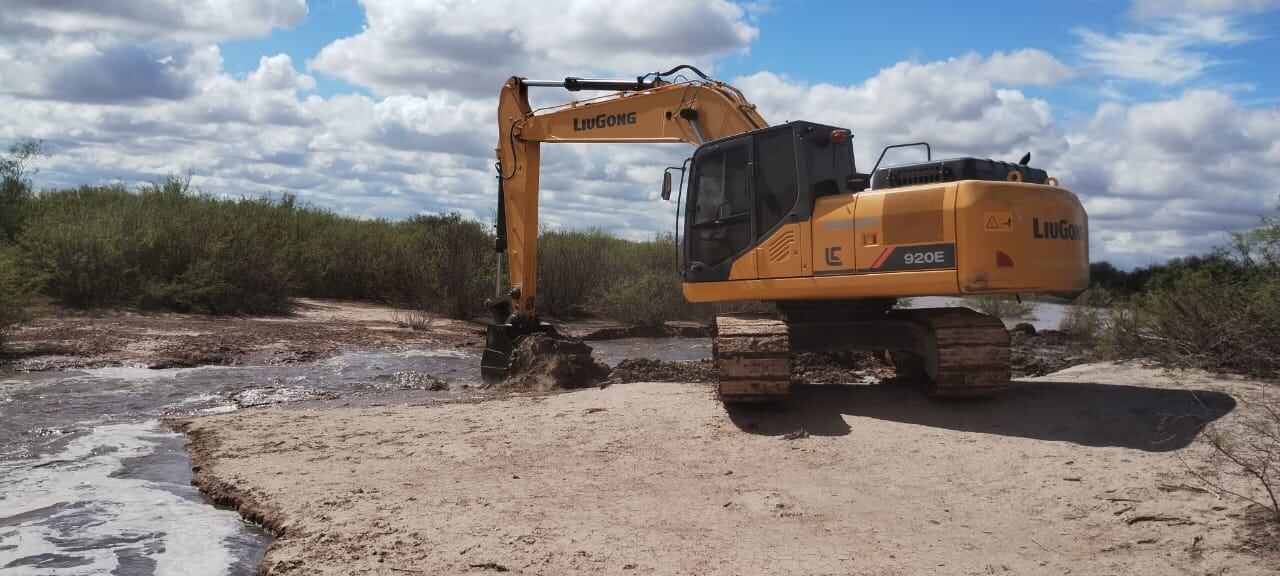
[
  {"x1": 483, "y1": 67, "x2": 1090, "y2": 396},
  {"x1": 683, "y1": 180, "x2": 1089, "y2": 302}
]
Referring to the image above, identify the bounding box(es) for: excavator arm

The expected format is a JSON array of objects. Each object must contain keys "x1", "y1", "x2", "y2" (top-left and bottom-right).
[{"x1": 493, "y1": 67, "x2": 767, "y2": 325}]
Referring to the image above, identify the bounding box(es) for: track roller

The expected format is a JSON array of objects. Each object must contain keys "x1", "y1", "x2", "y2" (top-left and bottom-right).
[
  {"x1": 713, "y1": 313, "x2": 792, "y2": 403},
  {"x1": 887, "y1": 307, "x2": 1010, "y2": 398}
]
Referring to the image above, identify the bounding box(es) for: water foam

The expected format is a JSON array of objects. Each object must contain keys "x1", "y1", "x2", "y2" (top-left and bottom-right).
[{"x1": 0, "y1": 421, "x2": 247, "y2": 575}]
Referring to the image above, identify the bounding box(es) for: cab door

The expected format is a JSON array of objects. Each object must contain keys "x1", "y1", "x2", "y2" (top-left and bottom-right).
[
  {"x1": 684, "y1": 136, "x2": 755, "y2": 282},
  {"x1": 753, "y1": 126, "x2": 804, "y2": 279}
]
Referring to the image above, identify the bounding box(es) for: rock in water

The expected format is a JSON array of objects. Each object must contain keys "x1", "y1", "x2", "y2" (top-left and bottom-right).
[{"x1": 505, "y1": 334, "x2": 611, "y2": 391}]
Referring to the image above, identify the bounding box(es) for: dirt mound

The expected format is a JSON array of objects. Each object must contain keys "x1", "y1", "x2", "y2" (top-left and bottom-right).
[
  {"x1": 609, "y1": 358, "x2": 717, "y2": 383},
  {"x1": 505, "y1": 334, "x2": 611, "y2": 391}
]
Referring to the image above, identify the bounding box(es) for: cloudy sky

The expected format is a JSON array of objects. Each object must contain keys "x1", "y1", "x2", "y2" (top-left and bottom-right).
[{"x1": 2, "y1": 0, "x2": 1279, "y2": 268}]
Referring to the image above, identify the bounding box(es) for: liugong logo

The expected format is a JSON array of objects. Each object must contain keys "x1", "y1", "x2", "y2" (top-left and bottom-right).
[
  {"x1": 1032, "y1": 218, "x2": 1084, "y2": 240},
  {"x1": 572, "y1": 112, "x2": 637, "y2": 131}
]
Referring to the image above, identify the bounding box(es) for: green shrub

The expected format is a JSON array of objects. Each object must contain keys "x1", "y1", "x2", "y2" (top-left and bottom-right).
[
  {"x1": 962, "y1": 294, "x2": 1035, "y2": 320},
  {"x1": 1058, "y1": 287, "x2": 1114, "y2": 338},
  {"x1": 14, "y1": 181, "x2": 498, "y2": 316},
  {"x1": 0, "y1": 139, "x2": 47, "y2": 242},
  {"x1": 6, "y1": 177, "x2": 799, "y2": 325},
  {"x1": 536, "y1": 229, "x2": 625, "y2": 318},
  {"x1": 1103, "y1": 268, "x2": 1280, "y2": 377},
  {"x1": 0, "y1": 244, "x2": 37, "y2": 348},
  {"x1": 598, "y1": 271, "x2": 685, "y2": 327},
  {"x1": 17, "y1": 180, "x2": 295, "y2": 313},
  {"x1": 412, "y1": 214, "x2": 493, "y2": 319},
  {"x1": 1099, "y1": 213, "x2": 1280, "y2": 377}
]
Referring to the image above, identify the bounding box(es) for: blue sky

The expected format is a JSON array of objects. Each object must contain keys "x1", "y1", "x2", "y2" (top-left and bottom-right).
[
  {"x1": 2, "y1": 0, "x2": 1279, "y2": 268},
  {"x1": 217, "y1": 1, "x2": 1280, "y2": 110}
]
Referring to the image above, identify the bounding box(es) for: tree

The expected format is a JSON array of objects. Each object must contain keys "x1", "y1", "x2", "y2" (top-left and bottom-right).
[{"x1": 0, "y1": 138, "x2": 49, "y2": 240}]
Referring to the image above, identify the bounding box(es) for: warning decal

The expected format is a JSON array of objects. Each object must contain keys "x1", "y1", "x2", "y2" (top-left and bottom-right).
[{"x1": 984, "y1": 211, "x2": 1013, "y2": 232}]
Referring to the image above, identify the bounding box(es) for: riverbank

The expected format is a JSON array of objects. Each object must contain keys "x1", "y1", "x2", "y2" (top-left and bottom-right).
[
  {"x1": 0, "y1": 299, "x2": 483, "y2": 372},
  {"x1": 176, "y1": 362, "x2": 1277, "y2": 575},
  {"x1": 0, "y1": 297, "x2": 1086, "y2": 376}
]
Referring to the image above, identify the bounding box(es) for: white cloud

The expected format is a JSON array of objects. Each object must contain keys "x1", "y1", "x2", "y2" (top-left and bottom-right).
[
  {"x1": 732, "y1": 52, "x2": 1070, "y2": 169},
  {"x1": 981, "y1": 49, "x2": 1076, "y2": 86},
  {"x1": 1129, "y1": 0, "x2": 1280, "y2": 18},
  {"x1": 0, "y1": 0, "x2": 307, "y2": 42},
  {"x1": 1057, "y1": 90, "x2": 1280, "y2": 264},
  {"x1": 309, "y1": 0, "x2": 758, "y2": 97},
  {"x1": 0, "y1": 2, "x2": 1274, "y2": 270},
  {"x1": 1074, "y1": 13, "x2": 1257, "y2": 85},
  {"x1": 0, "y1": 0, "x2": 306, "y2": 103}
]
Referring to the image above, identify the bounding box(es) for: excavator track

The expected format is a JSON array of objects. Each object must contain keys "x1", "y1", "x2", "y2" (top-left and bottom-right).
[
  {"x1": 713, "y1": 313, "x2": 792, "y2": 403},
  {"x1": 888, "y1": 307, "x2": 1011, "y2": 398}
]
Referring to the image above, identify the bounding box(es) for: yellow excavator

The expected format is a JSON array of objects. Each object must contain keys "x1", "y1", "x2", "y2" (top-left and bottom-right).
[{"x1": 482, "y1": 65, "x2": 1088, "y2": 403}]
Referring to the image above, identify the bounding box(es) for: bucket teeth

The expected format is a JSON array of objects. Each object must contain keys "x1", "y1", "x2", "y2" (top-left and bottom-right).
[{"x1": 713, "y1": 314, "x2": 792, "y2": 403}]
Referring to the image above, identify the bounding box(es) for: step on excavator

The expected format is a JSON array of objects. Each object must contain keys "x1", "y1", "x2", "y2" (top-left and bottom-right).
[{"x1": 481, "y1": 65, "x2": 1088, "y2": 403}]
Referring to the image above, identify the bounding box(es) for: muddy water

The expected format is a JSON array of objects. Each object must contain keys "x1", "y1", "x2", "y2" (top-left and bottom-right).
[{"x1": 0, "y1": 339, "x2": 703, "y2": 575}]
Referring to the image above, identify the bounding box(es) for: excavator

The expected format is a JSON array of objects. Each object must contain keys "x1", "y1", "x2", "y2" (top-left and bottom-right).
[{"x1": 482, "y1": 65, "x2": 1088, "y2": 403}]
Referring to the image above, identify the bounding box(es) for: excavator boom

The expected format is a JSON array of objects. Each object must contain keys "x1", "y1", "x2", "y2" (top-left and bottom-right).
[{"x1": 493, "y1": 68, "x2": 766, "y2": 324}]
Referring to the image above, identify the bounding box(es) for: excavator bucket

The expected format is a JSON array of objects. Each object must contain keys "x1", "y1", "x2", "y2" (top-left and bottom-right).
[
  {"x1": 480, "y1": 320, "x2": 564, "y2": 383},
  {"x1": 481, "y1": 324, "x2": 516, "y2": 382}
]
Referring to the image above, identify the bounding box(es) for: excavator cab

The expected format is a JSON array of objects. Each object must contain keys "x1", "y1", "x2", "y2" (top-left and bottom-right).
[{"x1": 681, "y1": 122, "x2": 859, "y2": 283}]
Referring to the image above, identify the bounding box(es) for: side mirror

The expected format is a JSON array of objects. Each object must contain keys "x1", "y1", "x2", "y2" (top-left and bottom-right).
[{"x1": 661, "y1": 162, "x2": 689, "y2": 202}]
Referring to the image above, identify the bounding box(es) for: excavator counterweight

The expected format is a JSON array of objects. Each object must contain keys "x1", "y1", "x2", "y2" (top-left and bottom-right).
[{"x1": 483, "y1": 66, "x2": 1088, "y2": 400}]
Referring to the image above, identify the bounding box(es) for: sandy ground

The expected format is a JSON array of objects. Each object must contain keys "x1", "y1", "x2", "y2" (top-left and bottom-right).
[
  {"x1": 0, "y1": 298, "x2": 482, "y2": 371},
  {"x1": 178, "y1": 362, "x2": 1278, "y2": 575}
]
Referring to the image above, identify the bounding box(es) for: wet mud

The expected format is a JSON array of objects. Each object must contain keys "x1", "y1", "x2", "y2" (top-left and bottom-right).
[
  {"x1": 0, "y1": 299, "x2": 482, "y2": 373},
  {"x1": 503, "y1": 334, "x2": 612, "y2": 391}
]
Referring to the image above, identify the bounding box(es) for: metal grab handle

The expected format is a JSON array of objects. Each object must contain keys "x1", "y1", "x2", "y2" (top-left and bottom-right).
[{"x1": 871, "y1": 142, "x2": 932, "y2": 174}]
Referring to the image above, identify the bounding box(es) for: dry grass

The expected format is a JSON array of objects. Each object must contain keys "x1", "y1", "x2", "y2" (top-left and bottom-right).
[
  {"x1": 1190, "y1": 399, "x2": 1280, "y2": 523},
  {"x1": 962, "y1": 294, "x2": 1035, "y2": 320},
  {"x1": 393, "y1": 309, "x2": 436, "y2": 331}
]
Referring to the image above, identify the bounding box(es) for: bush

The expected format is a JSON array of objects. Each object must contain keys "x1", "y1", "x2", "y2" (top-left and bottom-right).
[
  {"x1": 1058, "y1": 287, "x2": 1114, "y2": 338},
  {"x1": 4, "y1": 174, "x2": 799, "y2": 325},
  {"x1": 0, "y1": 139, "x2": 47, "y2": 242},
  {"x1": 1100, "y1": 215, "x2": 1280, "y2": 377},
  {"x1": 598, "y1": 271, "x2": 685, "y2": 327},
  {"x1": 1103, "y1": 267, "x2": 1280, "y2": 377},
  {"x1": 412, "y1": 214, "x2": 493, "y2": 319},
  {"x1": 14, "y1": 180, "x2": 496, "y2": 317},
  {"x1": 0, "y1": 244, "x2": 37, "y2": 348},
  {"x1": 962, "y1": 294, "x2": 1035, "y2": 320},
  {"x1": 18, "y1": 180, "x2": 295, "y2": 313},
  {"x1": 536, "y1": 229, "x2": 625, "y2": 318}
]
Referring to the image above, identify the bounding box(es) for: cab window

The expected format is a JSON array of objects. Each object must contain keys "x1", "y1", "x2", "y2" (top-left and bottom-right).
[{"x1": 688, "y1": 144, "x2": 751, "y2": 268}]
